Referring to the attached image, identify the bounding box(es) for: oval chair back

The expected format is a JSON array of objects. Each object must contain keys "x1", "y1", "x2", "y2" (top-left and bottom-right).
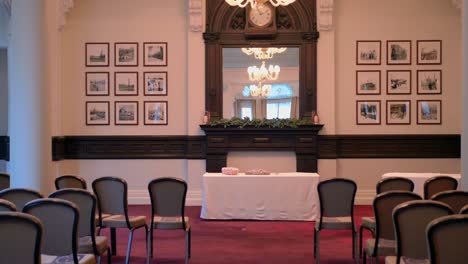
[
  {"x1": 92, "y1": 177, "x2": 128, "y2": 218},
  {"x1": 0, "y1": 198, "x2": 16, "y2": 212},
  {"x1": 0, "y1": 212, "x2": 43, "y2": 264},
  {"x1": 427, "y1": 215, "x2": 468, "y2": 264},
  {"x1": 424, "y1": 176, "x2": 458, "y2": 199},
  {"x1": 0, "y1": 188, "x2": 43, "y2": 211},
  {"x1": 393, "y1": 200, "x2": 452, "y2": 262},
  {"x1": 376, "y1": 177, "x2": 414, "y2": 194},
  {"x1": 0, "y1": 173, "x2": 10, "y2": 191},
  {"x1": 431, "y1": 190, "x2": 468, "y2": 213},
  {"x1": 55, "y1": 175, "x2": 87, "y2": 190},
  {"x1": 317, "y1": 178, "x2": 357, "y2": 223}
]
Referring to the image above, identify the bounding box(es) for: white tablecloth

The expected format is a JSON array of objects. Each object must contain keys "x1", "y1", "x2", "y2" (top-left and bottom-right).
[
  {"x1": 201, "y1": 172, "x2": 320, "y2": 221},
  {"x1": 382, "y1": 172, "x2": 461, "y2": 197}
]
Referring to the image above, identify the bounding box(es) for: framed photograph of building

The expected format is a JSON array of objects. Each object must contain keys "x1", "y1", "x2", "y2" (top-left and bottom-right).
[
  {"x1": 356, "y1": 100, "x2": 381, "y2": 125},
  {"x1": 115, "y1": 101, "x2": 138, "y2": 125},
  {"x1": 417, "y1": 40, "x2": 442, "y2": 65},
  {"x1": 387, "y1": 40, "x2": 411, "y2": 65},
  {"x1": 114, "y1": 42, "x2": 138, "y2": 66},
  {"x1": 387, "y1": 70, "x2": 411, "y2": 95},
  {"x1": 86, "y1": 101, "x2": 110, "y2": 125},
  {"x1": 85, "y1": 42, "x2": 109, "y2": 67},
  {"x1": 417, "y1": 100, "x2": 441, "y2": 124},
  {"x1": 144, "y1": 101, "x2": 168, "y2": 125},
  {"x1": 417, "y1": 70, "x2": 442, "y2": 94},
  {"x1": 114, "y1": 72, "x2": 138, "y2": 96},
  {"x1": 144, "y1": 72, "x2": 167, "y2": 96},
  {"x1": 386, "y1": 100, "x2": 411, "y2": 125},
  {"x1": 356, "y1": 41, "x2": 381, "y2": 65},
  {"x1": 356, "y1": 70, "x2": 381, "y2": 95},
  {"x1": 143, "y1": 42, "x2": 168, "y2": 66},
  {"x1": 85, "y1": 72, "x2": 109, "y2": 96}
]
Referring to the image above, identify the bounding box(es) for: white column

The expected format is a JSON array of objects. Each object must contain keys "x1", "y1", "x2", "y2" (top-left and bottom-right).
[
  {"x1": 8, "y1": 0, "x2": 55, "y2": 193},
  {"x1": 462, "y1": 0, "x2": 468, "y2": 190}
]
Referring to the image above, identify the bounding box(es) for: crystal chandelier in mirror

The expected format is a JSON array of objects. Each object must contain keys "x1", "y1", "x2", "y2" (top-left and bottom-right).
[
  {"x1": 225, "y1": 0, "x2": 296, "y2": 8},
  {"x1": 247, "y1": 61, "x2": 280, "y2": 83},
  {"x1": 248, "y1": 84, "x2": 271, "y2": 97},
  {"x1": 241, "y1": 47, "x2": 287, "y2": 60}
]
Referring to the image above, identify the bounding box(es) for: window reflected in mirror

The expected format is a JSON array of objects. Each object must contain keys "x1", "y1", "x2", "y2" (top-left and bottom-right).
[{"x1": 223, "y1": 47, "x2": 299, "y2": 119}]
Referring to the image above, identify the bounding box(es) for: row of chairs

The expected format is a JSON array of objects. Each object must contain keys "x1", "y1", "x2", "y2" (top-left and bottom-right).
[
  {"x1": 314, "y1": 176, "x2": 467, "y2": 264},
  {"x1": 0, "y1": 175, "x2": 191, "y2": 264}
]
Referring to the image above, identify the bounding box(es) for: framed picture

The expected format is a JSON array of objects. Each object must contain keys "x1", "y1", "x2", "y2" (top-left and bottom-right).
[
  {"x1": 115, "y1": 101, "x2": 138, "y2": 125},
  {"x1": 356, "y1": 100, "x2": 381, "y2": 125},
  {"x1": 85, "y1": 42, "x2": 109, "y2": 67},
  {"x1": 114, "y1": 42, "x2": 138, "y2": 66},
  {"x1": 143, "y1": 42, "x2": 168, "y2": 66},
  {"x1": 417, "y1": 100, "x2": 441, "y2": 124},
  {"x1": 356, "y1": 70, "x2": 381, "y2": 95},
  {"x1": 114, "y1": 72, "x2": 138, "y2": 96},
  {"x1": 144, "y1": 72, "x2": 168, "y2": 96},
  {"x1": 417, "y1": 40, "x2": 442, "y2": 65},
  {"x1": 417, "y1": 70, "x2": 442, "y2": 94},
  {"x1": 356, "y1": 41, "x2": 381, "y2": 65},
  {"x1": 85, "y1": 72, "x2": 109, "y2": 96},
  {"x1": 386, "y1": 100, "x2": 411, "y2": 125},
  {"x1": 387, "y1": 70, "x2": 411, "y2": 95},
  {"x1": 387, "y1": 40, "x2": 411, "y2": 65},
  {"x1": 86, "y1": 101, "x2": 110, "y2": 125},
  {"x1": 144, "y1": 101, "x2": 168, "y2": 125}
]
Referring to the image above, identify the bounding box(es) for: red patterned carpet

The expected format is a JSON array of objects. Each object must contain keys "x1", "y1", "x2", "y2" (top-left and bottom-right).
[{"x1": 103, "y1": 205, "x2": 373, "y2": 264}]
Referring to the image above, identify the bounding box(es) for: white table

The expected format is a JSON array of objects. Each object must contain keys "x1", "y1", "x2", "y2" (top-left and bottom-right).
[
  {"x1": 382, "y1": 172, "x2": 461, "y2": 197},
  {"x1": 201, "y1": 172, "x2": 320, "y2": 221}
]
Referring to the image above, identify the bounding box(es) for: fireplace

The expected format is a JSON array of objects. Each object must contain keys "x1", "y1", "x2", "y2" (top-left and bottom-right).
[{"x1": 200, "y1": 125, "x2": 323, "y2": 172}]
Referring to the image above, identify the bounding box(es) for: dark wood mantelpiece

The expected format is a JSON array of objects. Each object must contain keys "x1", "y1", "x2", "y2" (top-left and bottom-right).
[{"x1": 200, "y1": 125, "x2": 324, "y2": 172}]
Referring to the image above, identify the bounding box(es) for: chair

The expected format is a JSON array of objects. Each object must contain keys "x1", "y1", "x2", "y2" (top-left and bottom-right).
[
  {"x1": 427, "y1": 215, "x2": 468, "y2": 264},
  {"x1": 23, "y1": 198, "x2": 96, "y2": 264},
  {"x1": 424, "y1": 176, "x2": 458, "y2": 199},
  {"x1": 50, "y1": 188, "x2": 111, "y2": 264},
  {"x1": 314, "y1": 178, "x2": 357, "y2": 264},
  {"x1": 362, "y1": 191, "x2": 421, "y2": 264},
  {"x1": 55, "y1": 175, "x2": 87, "y2": 190},
  {"x1": 92, "y1": 177, "x2": 148, "y2": 264},
  {"x1": 0, "y1": 198, "x2": 16, "y2": 211},
  {"x1": 360, "y1": 177, "x2": 415, "y2": 257},
  {"x1": 0, "y1": 212, "x2": 43, "y2": 264},
  {"x1": 0, "y1": 188, "x2": 43, "y2": 211},
  {"x1": 431, "y1": 190, "x2": 468, "y2": 213},
  {"x1": 147, "y1": 178, "x2": 191, "y2": 264},
  {"x1": 385, "y1": 200, "x2": 452, "y2": 264},
  {"x1": 459, "y1": 204, "x2": 468, "y2": 214},
  {"x1": 0, "y1": 173, "x2": 9, "y2": 191}
]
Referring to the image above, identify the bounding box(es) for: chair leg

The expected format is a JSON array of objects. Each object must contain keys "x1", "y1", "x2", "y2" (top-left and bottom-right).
[
  {"x1": 125, "y1": 228, "x2": 135, "y2": 264},
  {"x1": 363, "y1": 251, "x2": 367, "y2": 264},
  {"x1": 97, "y1": 256, "x2": 101, "y2": 264},
  {"x1": 315, "y1": 229, "x2": 320, "y2": 264},
  {"x1": 313, "y1": 228, "x2": 316, "y2": 258},
  {"x1": 146, "y1": 227, "x2": 151, "y2": 264},
  {"x1": 185, "y1": 229, "x2": 190, "y2": 263},
  {"x1": 352, "y1": 229, "x2": 356, "y2": 259},
  {"x1": 111, "y1": 228, "x2": 117, "y2": 256},
  {"x1": 188, "y1": 228, "x2": 191, "y2": 258},
  {"x1": 150, "y1": 228, "x2": 154, "y2": 257},
  {"x1": 107, "y1": 247, "x2": 111, "y2": 264},
  {"x1": 359, "y1": 226, "x2": 364, "y2": 258}
]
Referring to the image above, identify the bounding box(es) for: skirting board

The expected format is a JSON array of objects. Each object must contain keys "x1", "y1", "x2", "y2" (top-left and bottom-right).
[
  {"x1": 129, "y1": 189, "x2": 374, "y2": 206},
  {"x1": 128, "y1": 189, "x2": 203, "y2": 206}
]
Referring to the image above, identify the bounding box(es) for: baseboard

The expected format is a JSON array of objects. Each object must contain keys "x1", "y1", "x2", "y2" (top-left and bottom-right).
[
  {"x1": 128, "y1": 189, "x2": 203, "y2": 206},
  {"x1": 355, "y1": 189, "x2": 375, "y2": 205}
]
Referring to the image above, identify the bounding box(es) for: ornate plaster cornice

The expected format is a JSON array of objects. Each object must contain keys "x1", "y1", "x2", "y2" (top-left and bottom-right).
[
  {"x1": 317, "y1": 0, "x2": 334, "y2": 31},
  {"x1": 2, "y1": 0, "x2": 11, "y2": 16},
  {"x1": 189, "y1": 0, "x2": 203, "y2": 32},
  {"x1": 452, "y1": 0, "x2": 463, "y2": 9},
  {"x1": 59, "y1": 0, "x2": 74, "y2": 30}
]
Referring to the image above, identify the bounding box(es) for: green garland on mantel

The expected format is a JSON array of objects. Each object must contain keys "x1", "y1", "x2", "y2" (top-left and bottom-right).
[{"x1": 207, "y1": 117, "x2": 315, "y2": 128}]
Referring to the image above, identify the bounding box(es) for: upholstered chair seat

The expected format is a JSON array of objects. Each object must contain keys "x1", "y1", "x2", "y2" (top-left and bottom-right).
[
  {"x1": 315, "y1": 216, "x2": 353, "y2": 229},
  {"x1": 361, "y1": 217, "x2": 375, "y2": 230},
  {"x1": 102, "y1": 215, "x2": 147, "y2": 228},
  {"x1": 152, "y1": 216, "x2": 190, "y2": 230},
  {"x1": 78, "y1": 236, "x2": 109, "y2": 256},
  {"x1": 385, "y1": 256, "x2": 429, "y2": 264},
  {"x1": 364, "y1": 238, "x2": 396, "y2": 257},
  {"x1": 41, "y1": 254, "x2": 96, "y2": 264}
]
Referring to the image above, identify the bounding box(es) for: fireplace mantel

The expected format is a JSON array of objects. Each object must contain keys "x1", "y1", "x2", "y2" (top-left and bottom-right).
[{"x1": 200, "y1": 125, "x2": 324, "y2": 172}]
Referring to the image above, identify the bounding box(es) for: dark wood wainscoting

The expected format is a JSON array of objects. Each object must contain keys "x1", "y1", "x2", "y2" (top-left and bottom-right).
[
  {"x1": 318, "y1": 135, "x2": 460, "y2": 159},
  {"x1": 0, "y1": 136, "x2": 9, "y2": 161},
  {"x1": 52, "y1": 136, "x2": 206, "y2": 161}
]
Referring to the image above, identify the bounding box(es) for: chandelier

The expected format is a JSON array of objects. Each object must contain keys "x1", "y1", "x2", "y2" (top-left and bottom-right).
[
  {"x1": 225, "y1": 0, "x2": 296, "y2": 8},
  {"x1": 247, "y1": 61, "x2": 280, "y2": 83},
  {"x1": 248, "y1": 84, "x2": 271, "y2": 97},
  {"x1": 241, "y1": 47, "x2": 287, "y2": 60}
]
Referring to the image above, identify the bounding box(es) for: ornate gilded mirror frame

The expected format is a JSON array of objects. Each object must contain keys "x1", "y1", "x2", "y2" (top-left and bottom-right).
[{"x1": 204, "y1": 0, "x2": 319, "y2": 120}]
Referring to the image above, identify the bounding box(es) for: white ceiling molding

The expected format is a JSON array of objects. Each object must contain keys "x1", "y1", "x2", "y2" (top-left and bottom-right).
[
  {"x1": 59, "y1": 0, "x2": 74, "y2": 30},
  {"x1": 317, "y1": 0, "x2": 333, "y2": 31},
  {"x1": 452, "y1": 0, "x2": 463, "y2": 9},
  {"x1": 189, "y1": 0, "x2": 203, "y2": 32},
  {"x1": 2, "y1": 0, "x2": 11, "y2": 16}
]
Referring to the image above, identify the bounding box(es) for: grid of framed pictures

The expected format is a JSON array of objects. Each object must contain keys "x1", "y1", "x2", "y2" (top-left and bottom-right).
[
  {"x1": 84, "y1": 42, "x2": 169, "y2": 126},
  {"x1": 355, "y1": 40, "x2": 442, "y2": 125}
]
